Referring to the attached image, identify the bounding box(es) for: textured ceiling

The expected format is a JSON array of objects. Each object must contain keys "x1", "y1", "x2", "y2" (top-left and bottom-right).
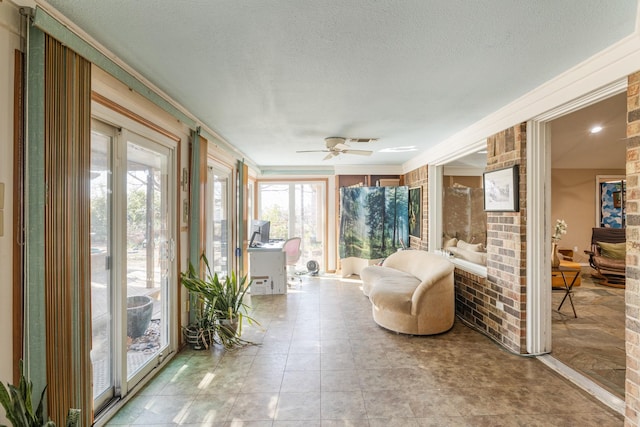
[
  {"x1": 46, "y1": 0, "x2": 638, "y2": 168},
  {"x1": 550, "y1": 92, "x2": 628, "y2": 170}
]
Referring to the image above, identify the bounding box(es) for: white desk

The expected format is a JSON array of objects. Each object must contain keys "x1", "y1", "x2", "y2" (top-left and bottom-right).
[{"x1": 248, "y1": 242, "x2": 286, "y2": 295}]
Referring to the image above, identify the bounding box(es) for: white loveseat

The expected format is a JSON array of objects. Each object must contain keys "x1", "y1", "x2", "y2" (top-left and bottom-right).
[{"x1": 360, "y1": 250, "x2": 455, "y2": 335}]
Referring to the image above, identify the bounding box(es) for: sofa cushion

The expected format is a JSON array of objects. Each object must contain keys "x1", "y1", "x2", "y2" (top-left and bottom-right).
[
  {"x1": 369, "y1": 276, "x2": 421, "y2": 313},
  {"x1": 382, "y1": 250, "x2": 453, "y2": 284},
  {"x1": 450, "y1": 247, "x2": 487, "y2": 265},
  {"x1": 360, "y1": 265, "x2": 418, "y2": 296},
  {"x1": 443, "y1": 237, "x2": 458, "y2": 248},
  {"x1": 593, "y1": 255, "x2": 625, "y2": 270},
  {"x1": 457, "y1": 240, "x2": 485, "y2": 252},
  {"x1": 598, "y1": 241, "x2": 626, "y2": 260}
]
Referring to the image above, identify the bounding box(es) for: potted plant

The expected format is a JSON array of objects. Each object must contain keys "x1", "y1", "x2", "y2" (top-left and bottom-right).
[
  {"x1": 180, "y1": 255, "x2": 258, "y2": 349},
  {"x1": 180, "y1": 258, "x2": 218, "y2": 350},
  {"x1": 0, "y1": 360, "x2": 80, "y2": 427},
  {"x1": 210, "y1": 270, "x2": 258, "y2": 348}
]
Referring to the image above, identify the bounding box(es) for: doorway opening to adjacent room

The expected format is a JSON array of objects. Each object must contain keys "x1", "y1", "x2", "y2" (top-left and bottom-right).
[{"x1": 529, "y1": 81, "x2": 627, "y2": 410}]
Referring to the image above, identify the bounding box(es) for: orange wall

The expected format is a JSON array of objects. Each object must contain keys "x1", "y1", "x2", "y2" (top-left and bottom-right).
[{"x1": 551, "y1": 168, "x2": 624, "y2": 263}]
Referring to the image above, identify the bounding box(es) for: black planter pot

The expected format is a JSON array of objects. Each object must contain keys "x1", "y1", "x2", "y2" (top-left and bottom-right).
[
  {"x1": 183, "y1": 324, "x2": 216, "y2": 350},
  {"x1": 127, "y1": 295, "x2": 153, "y2": 339}
]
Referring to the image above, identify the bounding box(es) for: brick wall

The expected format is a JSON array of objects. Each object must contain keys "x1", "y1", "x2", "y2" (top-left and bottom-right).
[
  {"x1": 405, "y1": 165, "x2": 429, "y2": 250},
  {"x1": 402, "y1": 77, "x2": 640, "y2": 422},
  {"x1": 482, "y1": 123, "x2": 528, "y2": 353},
  {"x1": 404, "y1": 135, "x2": 527, "y2": 353},
  {"x1": 455, "y1": 269, "x2": 491, "y2": 326},
  {"x1": 626, "y1": 71, "x2": 640, "y2": 426}
]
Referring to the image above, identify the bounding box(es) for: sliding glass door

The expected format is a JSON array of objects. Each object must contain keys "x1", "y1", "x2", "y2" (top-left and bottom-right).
[
  {"x1": 124, "y1": 134, "x2": 173, "y2": 384},
  {"x1": 91, "y1": 119, "x2": 176, "y2": 412},
  {"x1": 90, "y1": 122, "x2": 114, "y2": 409}
]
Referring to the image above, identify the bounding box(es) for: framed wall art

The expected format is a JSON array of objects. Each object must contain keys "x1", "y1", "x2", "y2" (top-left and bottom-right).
[
  {"x1": 483, "y1": 165, "x2": 519, "y2": 212},
  {"x1": 409, "y1": 187, "x2": 422, "y2": 238}
]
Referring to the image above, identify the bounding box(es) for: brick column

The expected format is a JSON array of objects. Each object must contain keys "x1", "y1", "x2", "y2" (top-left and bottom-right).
[
  {"x1": 626, "y1": 71, "x2": 640, "y2": 426},
  {"x1": 484, "y1": 123, "x2": 528, "y2": 353}
]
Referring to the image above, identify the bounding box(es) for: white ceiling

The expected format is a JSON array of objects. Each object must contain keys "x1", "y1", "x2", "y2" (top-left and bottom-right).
[
  {"x1": 44, "y1": 0, "x2": 638, "y2": 168},
  {"x1": 550, "y1": 92, "x2": 628, "y2": 169},
  {"x1": 448, "y1": 91, "x2": 629, "y2": 172}
]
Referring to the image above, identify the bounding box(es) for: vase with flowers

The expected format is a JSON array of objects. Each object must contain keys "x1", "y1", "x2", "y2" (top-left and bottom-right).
[{"x1": 551, "y1": 219, "x2": 568, "y2": 267}]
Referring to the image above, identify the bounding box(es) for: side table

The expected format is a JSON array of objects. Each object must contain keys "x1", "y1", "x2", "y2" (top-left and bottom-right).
[{"x1": 551, "y1": 260, "x2": 581, "y2": 318}]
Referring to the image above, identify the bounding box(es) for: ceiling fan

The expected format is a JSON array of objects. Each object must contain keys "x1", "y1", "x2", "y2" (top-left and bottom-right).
[{"x1": 296, "y1": 137, "x2": 377, "y2": 160}]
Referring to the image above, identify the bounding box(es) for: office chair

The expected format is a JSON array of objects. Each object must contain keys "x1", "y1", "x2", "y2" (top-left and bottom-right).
[{"x1": 282, "y1": 237, "x2": 302, "y2": 287}]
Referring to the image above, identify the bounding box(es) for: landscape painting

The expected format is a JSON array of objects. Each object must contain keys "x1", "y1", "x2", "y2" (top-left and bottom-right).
[
  {"x1": 409, "y1": 187, "x2": 421, "y2": 238},
  {"x1": 339, "y1": 186, "x2": 409, "y2": 259}
]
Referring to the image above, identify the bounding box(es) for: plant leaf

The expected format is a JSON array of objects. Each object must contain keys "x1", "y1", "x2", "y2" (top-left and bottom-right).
[
  {"x1": 8, "y1": 386, "x2": 29, "y2": 427},
  {"x1": 0, "y1": 381, "x2": 19, "y2": 427}
]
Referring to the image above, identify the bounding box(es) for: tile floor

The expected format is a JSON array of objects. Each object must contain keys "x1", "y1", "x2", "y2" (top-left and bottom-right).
[
  {"x1": 551, "y1": 269, "x2": 626, "y2": 398},
  {"x1": 106, "y1": 275, "x2": 624, "y2": 426}
]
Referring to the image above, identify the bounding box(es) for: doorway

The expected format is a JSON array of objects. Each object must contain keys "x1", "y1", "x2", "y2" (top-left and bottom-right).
[
  {"x1": 90, "y1": 118, "x2": 177, "y2": 412},
  {"x1": 529, "y1": 82, "x2": 627, "y2": 408},
  {"x1": 547, "y1": 92, "x2": 627, "y2": 398}
]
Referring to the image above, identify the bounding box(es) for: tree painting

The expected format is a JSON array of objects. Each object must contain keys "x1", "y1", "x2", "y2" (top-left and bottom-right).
[
  {"x1": 409, "y1": 187, "x2": 421, "y2": 238},
  {"x1": 339, "y1": 186, "x2": 409, "y2": 259}
]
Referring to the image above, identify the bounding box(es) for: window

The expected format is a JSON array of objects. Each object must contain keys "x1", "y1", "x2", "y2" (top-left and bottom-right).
[
  {"x1": 206, "y1": 164, "x2": 233, "y2": 276},
  {"x1": 257, "y1": 181, "x2": 326, "y2": 270}
]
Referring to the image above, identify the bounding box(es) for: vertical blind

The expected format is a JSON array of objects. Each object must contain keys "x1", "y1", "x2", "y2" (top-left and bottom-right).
[{"x1": 43, "y1": 34, "x2": 93, "y2": 426}]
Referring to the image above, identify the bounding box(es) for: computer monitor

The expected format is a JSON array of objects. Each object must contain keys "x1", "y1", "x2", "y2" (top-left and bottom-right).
[{"x1": 249, "y1": 220, "x2": 270, "y2": 247}]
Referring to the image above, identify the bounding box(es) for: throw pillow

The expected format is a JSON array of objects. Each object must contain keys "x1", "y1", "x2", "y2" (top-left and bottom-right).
[
  {"x1": 457, "y1": 240, "x2": 485, "y2": 252},
  {"x1": 597, "y1": 241, "x2": 626, "y2": 260},
  {"x1": 443, "y1": 237, "x2": 458, "y2": 248},
  {"x1": 456, "y1": 249, "x2": 488, "y2": 265}
]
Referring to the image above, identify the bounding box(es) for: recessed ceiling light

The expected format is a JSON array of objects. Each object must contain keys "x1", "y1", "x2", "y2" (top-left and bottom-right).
[
  {"x1": 590, "y1": 125, "x2": 603, "y2": 134},
  {"x1": 379, "y1": 146, "x2": 418, "y2": 153}
]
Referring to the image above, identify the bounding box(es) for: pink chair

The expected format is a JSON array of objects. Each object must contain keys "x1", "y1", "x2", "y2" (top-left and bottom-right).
[{"x1": 282, "y1": 237, "x2": 302, "y2": 287}]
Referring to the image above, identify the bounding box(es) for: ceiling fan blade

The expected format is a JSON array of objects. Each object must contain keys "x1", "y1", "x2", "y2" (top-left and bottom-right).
[
  {"x1": 323, "y1": 152, "x2": 339, "y2": 160},
  {"x1": 343, "y1": 149, "x2": 373, "y2": 156},
  {"x1": 333, "y1": 143, "x2": 352, "y2": 151},
  {"x1": 296, "y1": 149, "x2": 330, "y2": 153}
]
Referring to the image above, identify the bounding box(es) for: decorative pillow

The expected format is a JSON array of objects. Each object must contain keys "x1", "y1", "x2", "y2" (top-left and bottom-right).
[
  {"x1": 443, "y1": 237, "x2": 458, "y2": 248},
  {"x1": 598, "y1": 241, "x2": 626, "y2": 260},
  {"x1": 456, "y1": 250, "x2": 488, "y2": 266},
  {"x1": 457, "y1": 240, "x2": 485, "y2": 252}
]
